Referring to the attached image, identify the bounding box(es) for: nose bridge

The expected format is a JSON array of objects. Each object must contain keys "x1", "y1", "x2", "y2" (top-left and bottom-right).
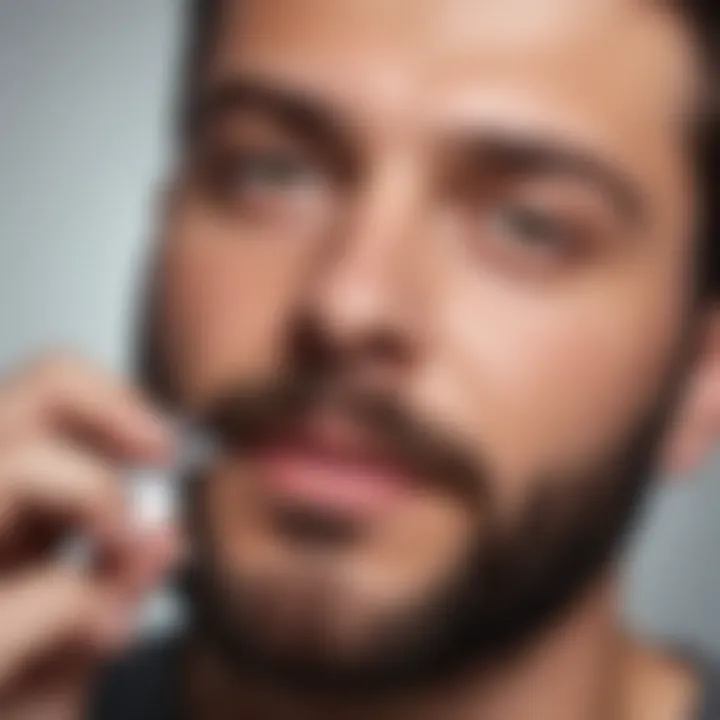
[
  {"x1": 308, "y1": 152, "x2": 430, "y2": 350},
  {"x1": 351, "y1": 153, "x2": 423, "y2": 266}
]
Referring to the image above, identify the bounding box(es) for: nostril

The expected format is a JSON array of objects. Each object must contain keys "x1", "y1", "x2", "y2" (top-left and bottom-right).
[
  {"x1": 288, "y1": 311, "x2": 339, "y2": 375},
  {"x1": 287, "y1": 307, "x2": 413, "y2": 378}
]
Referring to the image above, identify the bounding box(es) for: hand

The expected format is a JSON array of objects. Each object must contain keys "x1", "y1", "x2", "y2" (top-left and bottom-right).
[{"x1": 0, "y1": 351, "x2": 176, "y2": 718}]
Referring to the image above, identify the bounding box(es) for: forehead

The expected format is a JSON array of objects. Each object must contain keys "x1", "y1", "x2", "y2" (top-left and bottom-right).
[
  {"x1": 207, "y1": 1, "x2": 694, "y2": 111},
  {"x1": 203, "y1": 0, "x2": 697, "y2": 183}
]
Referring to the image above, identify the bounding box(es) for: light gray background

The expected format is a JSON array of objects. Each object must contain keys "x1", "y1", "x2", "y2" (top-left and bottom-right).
[{"x1": 1, "y1": 0, "x2": 719, "y2": 653}]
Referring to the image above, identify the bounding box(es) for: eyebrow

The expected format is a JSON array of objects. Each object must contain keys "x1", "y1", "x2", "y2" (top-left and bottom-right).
[
  {"x1": 454, "y1": 133, "x2": 646, "y2": 226},
  {"x1": 188, "y1": 76, "x2": 352, "y2": 157},
  {"x1": 188, "y1": 77, "x2": 646, "y2": 225}
]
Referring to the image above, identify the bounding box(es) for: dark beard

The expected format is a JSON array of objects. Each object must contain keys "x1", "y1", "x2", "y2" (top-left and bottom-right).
[{"x1": 173, "y1": 362, "x2": 682, "y2": 701}]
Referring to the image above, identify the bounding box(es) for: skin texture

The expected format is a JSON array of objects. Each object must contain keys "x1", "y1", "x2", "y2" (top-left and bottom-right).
[
  {"x1": 145, "y1": 0, "x2": 719, "y2": 716},
  {"x1": 0, "y1": 0, "x2": 716, "y2": 719}
]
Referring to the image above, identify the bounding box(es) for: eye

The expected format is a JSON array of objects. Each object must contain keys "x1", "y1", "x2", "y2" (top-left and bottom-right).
[
  {"x1": 221, "y1": 150, "x2": 319, "y2": 194},
  {"x1": 490, "y1": 204, "x2": 572, "y2": 250},
  {"x1": 197, "y1": 145, "x2": 326, "y2": 213}
]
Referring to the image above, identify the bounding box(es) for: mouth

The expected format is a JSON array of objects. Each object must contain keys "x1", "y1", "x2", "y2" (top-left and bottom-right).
[{"x1": 244, "y1": 411, "x2": 415, "y2": 523}]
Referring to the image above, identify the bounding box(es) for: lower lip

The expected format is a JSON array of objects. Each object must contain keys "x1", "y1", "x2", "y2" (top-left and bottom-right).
[{"x1": 249, "y1": 446, "x2": 412, "y2": 519}]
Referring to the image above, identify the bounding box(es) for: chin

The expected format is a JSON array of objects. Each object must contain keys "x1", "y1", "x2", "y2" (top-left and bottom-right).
[
  {"x1": 184, "y1": 526, "x2": 474, "y2": 696},
  {"x1": 183, "y1": 450, "x2": 479, "y2": 690}
]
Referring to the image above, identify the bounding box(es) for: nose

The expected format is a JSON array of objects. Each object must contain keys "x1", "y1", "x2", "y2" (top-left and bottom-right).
[{"x1": 291, "y1": 157, "x2": 431, "y2": 379}]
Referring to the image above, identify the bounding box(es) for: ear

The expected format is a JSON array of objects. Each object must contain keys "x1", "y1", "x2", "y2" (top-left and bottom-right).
[{"x1": 661, "y1": 307, "x2": 720, "y2": 475}]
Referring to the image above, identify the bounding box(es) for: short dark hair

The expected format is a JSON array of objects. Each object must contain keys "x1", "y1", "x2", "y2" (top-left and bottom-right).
[{"x1": 180, "y1": 0, "x2": 717, "y2": 296}]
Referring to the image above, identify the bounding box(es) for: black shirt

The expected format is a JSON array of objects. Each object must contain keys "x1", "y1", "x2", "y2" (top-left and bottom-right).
[{"x1": 88, "y1": 635, "x2": 720, "y2": 720}]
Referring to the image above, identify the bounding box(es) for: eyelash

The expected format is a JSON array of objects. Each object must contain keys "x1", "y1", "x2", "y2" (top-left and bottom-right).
[
  {"x1": 488, "y1": 203, "x2": 575, "y2": 249},
  {"x1": 195, "y1": 144, "x2": 595, "y2": 268},
  {"x1": 201, "y1": 147, "x2": 321, "y2": 202}
]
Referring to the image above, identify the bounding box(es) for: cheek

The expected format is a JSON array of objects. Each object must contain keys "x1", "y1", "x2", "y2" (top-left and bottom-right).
[
  {"x1": 351, "y1": 493, "x2": 475, "y2": 607},
  {"x1": 158, "y1": 208, "x2": 317, "y2": 403},
  {"x1": 431, "y1": 267, "x2": 685, "y2": 491},
  {"x1": 204, "y1": 463, "x2": 283, "y2": 582}
]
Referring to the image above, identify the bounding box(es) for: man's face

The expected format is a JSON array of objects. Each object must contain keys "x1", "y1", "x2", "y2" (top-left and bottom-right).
[{"x1": 152, "y1": 0, "x2": 701, "y2": 688}]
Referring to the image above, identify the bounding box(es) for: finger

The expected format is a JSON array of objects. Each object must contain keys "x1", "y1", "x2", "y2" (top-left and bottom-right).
[
  {"x1": 0, "y1": 441, "x2": 128, "y2": 551},
  {"x1": 0, "y1": 567, "x2": 131, "y2": 689},
  {"x1": 0, "y1": 352, "x2": 171, "y2": 462},
  {"x1": 97, "y1": 523, "x2": 182, "y2": 599}
]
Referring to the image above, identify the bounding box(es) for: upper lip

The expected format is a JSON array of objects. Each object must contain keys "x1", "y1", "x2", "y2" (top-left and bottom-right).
[{"x1": 253, "y1": 411, "x2": 406, "y2": 473}]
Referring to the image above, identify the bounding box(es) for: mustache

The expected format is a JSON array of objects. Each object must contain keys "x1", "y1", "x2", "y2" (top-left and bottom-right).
[{"x1": 198, "y1": 373, "x2": 489, "y2": 506}]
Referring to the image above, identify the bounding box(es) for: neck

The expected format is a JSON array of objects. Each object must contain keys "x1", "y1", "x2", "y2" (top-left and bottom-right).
[{"x1": 183, "y1": 574, "x2": 697, "y2": 720}]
